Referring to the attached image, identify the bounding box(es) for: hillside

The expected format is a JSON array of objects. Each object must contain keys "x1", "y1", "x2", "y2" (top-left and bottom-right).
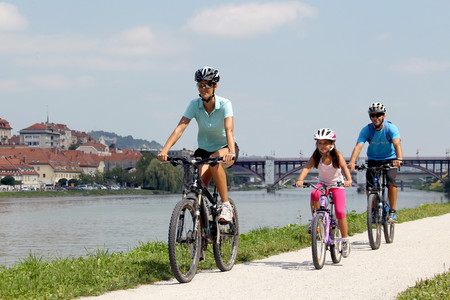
[{"x1": 88, "y1": 130, "x2": 162, "y2": 150}]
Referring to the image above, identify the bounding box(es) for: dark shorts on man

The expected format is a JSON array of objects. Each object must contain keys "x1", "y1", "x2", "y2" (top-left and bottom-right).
[
  {"x1": 193, "y1": 143, "x2": 239, "y2": 168},
  {"x1": 366, "y1": 159, "x2": 398, "y2": 191}
]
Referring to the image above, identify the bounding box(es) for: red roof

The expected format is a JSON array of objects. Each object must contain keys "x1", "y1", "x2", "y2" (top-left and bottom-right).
[
  {"x1": 23, "y1": 123, "x2": 50, "y2": 130},
  {"x1": 105, "y1": 149, "x2": 142, "y2": 162},
  {"x1": 0, "y1": 118, "x2": 12, "y2": 129},
  {"x1": 78, "y1": 141, "x2": 107, "y2": 151}
]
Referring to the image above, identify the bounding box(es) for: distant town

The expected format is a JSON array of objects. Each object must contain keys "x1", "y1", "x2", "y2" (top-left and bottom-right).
[{"x1": 0, "y1": 117, "x2": 192, "y2": 191}]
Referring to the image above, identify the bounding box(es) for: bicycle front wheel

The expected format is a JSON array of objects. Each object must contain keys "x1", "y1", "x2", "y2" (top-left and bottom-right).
[
  {"x1": 213, "y1": 198, "x2": 239, "y2": 271},
  {"x1": 311, "y1": 213, "x2": 326, "y2": 269},
  {"x1": 330, "y1": 224, "x2": 342, "y2": 264},
  {"x1": 168, "y1": 199, "x2": 201, "y2": 283},
  {"x1": 367, "y1": 194, "x2": 382, "y2": 250},
  {"x1": 383, "y1": 211, "x2": 395, "y2": 244}
]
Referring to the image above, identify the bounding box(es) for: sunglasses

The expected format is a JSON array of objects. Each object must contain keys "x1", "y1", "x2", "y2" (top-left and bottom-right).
[
  {"x1": 370, "y1": 113, "x2": 384, "y2": 118},
  {"x1": 196, "y1": 82, "x2": 215, "y2": 89}
]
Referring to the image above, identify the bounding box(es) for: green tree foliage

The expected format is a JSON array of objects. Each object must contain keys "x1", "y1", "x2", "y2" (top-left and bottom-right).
[
  {"x1": 57, "y1": 178, "x2": 68, "y2": 186},
  {"x1": 68, "y1": 178, "x2": 79, "y2": 186},
  {"x1": 444, "y1": 179, "x2": 450, "y2": 198},
  {"x1": 78, "y1": 172, "x2": 94, "y2": 185},
  {"x1": 145, "y1": 158, "x2": 183, "y2": 192},
  {"x1": 1, "y1": 175, "x2": 15, "y2": 186}
]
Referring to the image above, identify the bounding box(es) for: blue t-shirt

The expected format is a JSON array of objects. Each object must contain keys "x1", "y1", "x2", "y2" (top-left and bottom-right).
[
  {"x1": 184, "y1": 95, "x2": 233, "y2": 152},
  {"x1": 356, "y1": 121, "x2": 401, "y2": 161}
]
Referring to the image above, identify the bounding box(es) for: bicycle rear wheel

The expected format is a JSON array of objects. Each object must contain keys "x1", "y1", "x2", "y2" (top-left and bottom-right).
[
  {"x1": 168, "y1": 199, "x2": 201, "y2": 283},
  {"x1": 213, "y1": 198, "x2": 239, "y2": 271},
  {"x1": 367, "y1": 194, "x2": 382, "y2": 250},
  {"x1": 330, "y1": 224, "x2": 342, "y2": 264},
  {"x1": 311, "y1": 213, "x2": 326, "y2": 269}
]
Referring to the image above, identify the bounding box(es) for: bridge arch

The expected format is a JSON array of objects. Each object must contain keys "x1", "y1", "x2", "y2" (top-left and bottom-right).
[{"x1": 232, "y1": 157, "x2": 449, "y2": 187}]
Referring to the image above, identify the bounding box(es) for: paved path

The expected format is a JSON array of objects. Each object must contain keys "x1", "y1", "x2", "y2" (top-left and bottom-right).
[{"x1": 81, "y1": 213, "x2": 450, "y2": 300}]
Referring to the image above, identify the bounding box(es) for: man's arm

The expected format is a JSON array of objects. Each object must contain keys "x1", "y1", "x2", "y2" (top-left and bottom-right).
[
  {"x1": 392, "y1": 138, "x2": 403, "y2": 167},
  {"x1": 348, "y1": 143, "x2": 364, "y2": 172}
]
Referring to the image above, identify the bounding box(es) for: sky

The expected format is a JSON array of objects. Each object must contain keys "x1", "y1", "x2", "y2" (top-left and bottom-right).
[{"x1": 1, "y1": 0, "x2": 449, "y2": 158}]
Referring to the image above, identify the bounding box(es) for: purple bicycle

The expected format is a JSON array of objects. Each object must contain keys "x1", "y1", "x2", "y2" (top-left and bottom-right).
[{"x1": 304, "y1": 182, "x2": 343, "y2": 269}]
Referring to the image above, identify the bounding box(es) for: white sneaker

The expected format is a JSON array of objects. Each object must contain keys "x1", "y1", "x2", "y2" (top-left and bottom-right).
[
  {"x1": 342, "y1": 238, "x2": 351, "y2": 258},
  {"x1": 219, "y1": 202, "x2": 233, "y2": 222}
]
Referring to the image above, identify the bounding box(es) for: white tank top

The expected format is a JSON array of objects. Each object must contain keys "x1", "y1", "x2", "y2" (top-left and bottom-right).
[{"x1": 318, "y1": 158, "x2": 344, "y2": 187}]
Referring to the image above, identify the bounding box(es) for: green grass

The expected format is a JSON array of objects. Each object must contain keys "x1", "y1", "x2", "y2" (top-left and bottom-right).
[
  {"x1": 397, "y1": 271, "x2": 450, "y2": 299},
  {"x1": 0, "y1": 202, "x2": 449, "y2": 299}
]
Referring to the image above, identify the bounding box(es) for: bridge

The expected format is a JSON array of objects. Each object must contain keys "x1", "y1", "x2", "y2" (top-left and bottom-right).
[{"x1": 231, "y1": 157, "x2": 450, "y2": 188}]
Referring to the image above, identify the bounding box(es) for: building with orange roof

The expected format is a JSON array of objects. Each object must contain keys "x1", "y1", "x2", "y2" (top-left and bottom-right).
[
  {"x1": 0, "y1": 118, "x2": 12, "y2": 145},
  {"x1": 76, "y1": 141, "x2": 110, "y2": 156},
  {"x1": 104, "y1": 149, "x2": 142, "y2": 171},
  {"x1": 64, "y1": 150, "x2": 105, "y2": 175},
  {"x1": 0, "y1": 155, "x2": 39, "y2": 190},
  {"x1": 0, "y1": 147, "x2": 82, "y2": 187},
  {"x1": 19, "y1": 123, "x2": 60, "y2": 149}
]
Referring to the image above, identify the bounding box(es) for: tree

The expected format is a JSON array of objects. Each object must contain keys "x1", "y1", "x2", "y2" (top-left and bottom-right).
[
  {"x1": 58, "y1": 178, "x2": 68, "y2": 187},
  {"x1": 78, "y1": 173, "x2": 94, "y2": 184},
  {"x1": 444, "y1": 179, "x2": 450, "y2": 198},
  {"x1": 1, "y1": 175, "x2": 15, "y2": 186},
  {"x1": 145, "y1": 158, "x2": 183, "y2": 192}
]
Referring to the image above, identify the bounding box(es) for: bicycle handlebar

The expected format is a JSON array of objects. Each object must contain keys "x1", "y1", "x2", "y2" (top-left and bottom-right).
[
  {"x1": 165, "y1": 156, "x2": 233, "y2": 167},
  {"x1": 355, "y1": 163, "x2": 393, "y2": 171},
  {"x1": 292, "y1": 182, "x2": 343, "y2": 190}
]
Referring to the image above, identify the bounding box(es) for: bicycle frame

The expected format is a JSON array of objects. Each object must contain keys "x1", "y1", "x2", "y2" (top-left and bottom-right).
[
  {"x1": 176, "y1": 157, "x2": 221, "y2": 239},
  {"x1": 365, "y1": 165, "x2": 391, "y2": 223},
  {"x1": 167, "y1": 156, "x2": 239, "y2": 283},
  {"x1": 309, "y1": 183, "x2": 342, "y2": 245}
]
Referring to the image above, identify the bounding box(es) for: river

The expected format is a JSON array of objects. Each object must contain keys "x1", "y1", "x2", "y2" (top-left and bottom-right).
[{"x1": 0, "y1": 188, "x2": 447, "y2": 266}]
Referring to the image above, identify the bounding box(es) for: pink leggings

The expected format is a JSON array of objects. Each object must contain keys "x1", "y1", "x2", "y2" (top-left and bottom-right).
[{"x1": 311, "y1": 184, "x2": 347, "y2": 219}]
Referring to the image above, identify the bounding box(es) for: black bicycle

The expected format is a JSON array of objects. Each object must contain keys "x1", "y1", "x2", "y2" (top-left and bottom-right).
[
  {"x1": 357, "y1": 163, "x2": 395, "y2": 250},
  {"x1": 166, "y1": 156, "x2": 239, "y2": 283}
]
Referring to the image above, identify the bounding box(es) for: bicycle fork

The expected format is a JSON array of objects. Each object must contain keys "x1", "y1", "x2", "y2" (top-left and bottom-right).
[{"x1": 313, "y1": 211, "x2": 330, "y2": 243}]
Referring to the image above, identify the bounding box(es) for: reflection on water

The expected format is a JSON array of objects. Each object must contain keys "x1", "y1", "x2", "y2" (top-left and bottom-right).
[{"x1": 0, "y1": 188, "x2": 447, "y2": 266}]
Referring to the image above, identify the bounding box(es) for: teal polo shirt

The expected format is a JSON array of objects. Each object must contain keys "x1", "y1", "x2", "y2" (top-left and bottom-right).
[{"x1": 184, "y1": 95, "x2": 233, "y2": 152}]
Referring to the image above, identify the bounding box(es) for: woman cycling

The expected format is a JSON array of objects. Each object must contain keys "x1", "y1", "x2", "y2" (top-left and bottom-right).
[
  {"x1": 157, "y1": 66, "x2": 238, "y2": 222},
  {"x1": 295, "y1": 128, "x2": 352, "y2": 257}
]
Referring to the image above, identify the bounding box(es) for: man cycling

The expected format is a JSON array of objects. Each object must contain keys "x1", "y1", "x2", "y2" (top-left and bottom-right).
[
  {"x1": 157, "y1": 66, "x2": 238, "y2": 222},
  {"x1": 348, "y1": 102, "x2": 403, "y2": 222}
]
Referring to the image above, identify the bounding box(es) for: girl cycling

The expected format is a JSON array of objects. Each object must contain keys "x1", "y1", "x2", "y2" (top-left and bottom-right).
[{"x1": 296, "y1": 128, "x2": 352, "y2": 257}]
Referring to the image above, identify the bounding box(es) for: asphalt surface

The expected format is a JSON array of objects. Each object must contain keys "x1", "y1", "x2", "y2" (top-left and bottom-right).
[{"x1": 81, "y1": 213, "x2": 450, "y2": 300}]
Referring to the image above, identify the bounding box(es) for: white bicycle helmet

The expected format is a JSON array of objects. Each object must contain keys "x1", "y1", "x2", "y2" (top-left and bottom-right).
[
  {"x1": 314, "y1": 128, "x2": 336, "y2": 141},
  {"x1": 195, "y1": 66, "x2": 220, "y2": 83},
  {"x1": 368, "y1": 102, "x2": 386, "y2": 114}
]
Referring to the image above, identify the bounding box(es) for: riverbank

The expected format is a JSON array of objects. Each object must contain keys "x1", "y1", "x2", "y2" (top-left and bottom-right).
[
  {"x1": 0, "y1": 202, "x2": 449, "y2": 299},
  {"x1": 0, "y1": 188, "x2": 164, "y2": 198}
]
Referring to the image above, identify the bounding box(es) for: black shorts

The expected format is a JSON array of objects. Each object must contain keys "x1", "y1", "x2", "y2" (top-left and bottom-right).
[
  {"x1": 366, "y1": 159, "x2": 398, "y2": 190},
  {"x1": 193, "y1": 143, "x2": 239, "y2": 167}
]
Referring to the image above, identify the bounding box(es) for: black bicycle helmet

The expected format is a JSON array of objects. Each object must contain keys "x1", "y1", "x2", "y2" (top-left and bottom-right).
[{"x1": 195, "y1": 66, "x2": 220, "y2": 83}]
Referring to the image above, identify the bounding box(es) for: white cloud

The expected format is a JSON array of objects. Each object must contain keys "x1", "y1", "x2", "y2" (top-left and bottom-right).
[
  {"x1": 375, "y1": 32, "x2": 390, "y2": 41},
  {"x1": 0, "y1": 79, "x2": 18, "y2": 92},
  {"x1": 187, "y1": 1, "x2": 318, "y2": 38},
  {"x1": 16, "y1": 56, "x2": 156, "y2": 71},
  {"x1": 27, "y1": 74, "x2": 96, "y2": 90},
  {"x1": 0, "y1": 3, "x2": 28, "y2": 31},
  {"x1": 0, "y1": 33, "x2": 98, "y2": 54},
  {"x1": 109, "y1": 26, "x2": 155, "y2": 55},
  {"x1": 390, "y1": 58, "x2": 450, "y2": 74},
  {"x1": 28, "y1": 75, "x2": 71, "y2": 90}
]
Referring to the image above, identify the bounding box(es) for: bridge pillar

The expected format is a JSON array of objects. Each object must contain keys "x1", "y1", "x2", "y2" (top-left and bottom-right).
[{"x1": 265, "y1": 159, "x2": 275, "y2": 185}]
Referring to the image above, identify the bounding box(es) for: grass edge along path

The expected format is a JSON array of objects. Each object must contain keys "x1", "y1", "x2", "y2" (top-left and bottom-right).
[{"x1": 0, "y1": 202, "x2": 449, "y2": 299}]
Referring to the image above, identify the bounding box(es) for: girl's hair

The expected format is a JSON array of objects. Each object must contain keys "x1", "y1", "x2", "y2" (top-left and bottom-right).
[{"x1": 311, "y1": 143, "x2": 340, "y2": 168}]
